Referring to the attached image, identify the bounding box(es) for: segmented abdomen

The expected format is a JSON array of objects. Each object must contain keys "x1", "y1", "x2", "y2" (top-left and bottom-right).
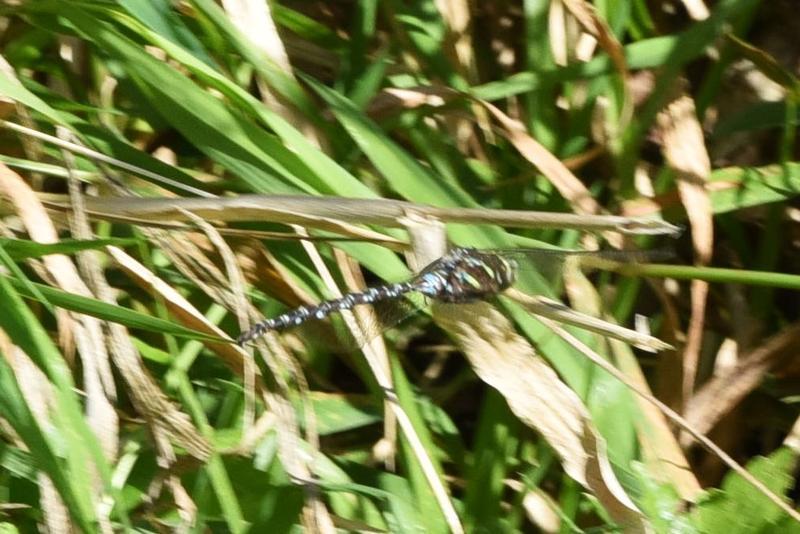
[{"x1": 237, "y1": 281, "x2": 415, "y2": 345}]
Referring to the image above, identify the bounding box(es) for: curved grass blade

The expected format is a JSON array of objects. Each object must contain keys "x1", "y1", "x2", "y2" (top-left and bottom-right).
[
  {"x1": 0, "y1": 237, "x2": 139, "y2": 260},
  {"x1": 4, "y1": 275, "x2": 227, "y2": 343}
]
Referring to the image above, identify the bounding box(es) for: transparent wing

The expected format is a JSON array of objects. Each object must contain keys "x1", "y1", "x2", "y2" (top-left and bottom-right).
[
  {"x1": 484, "y1": 247, "x2": 673, "y2": 284},
  {"x1": 334, "y1": 292, "x2": 427, "y2": 351}
]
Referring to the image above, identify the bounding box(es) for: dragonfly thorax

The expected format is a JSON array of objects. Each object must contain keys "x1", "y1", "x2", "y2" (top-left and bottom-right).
[{"x1": 414, "y1": 247, "x2": 517, "y2": 303}]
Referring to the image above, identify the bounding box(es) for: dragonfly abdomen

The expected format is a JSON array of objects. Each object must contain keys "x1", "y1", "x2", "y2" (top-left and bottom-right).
[{"x1": 237, "y1": 281, "x2": 416, "y2": 345}]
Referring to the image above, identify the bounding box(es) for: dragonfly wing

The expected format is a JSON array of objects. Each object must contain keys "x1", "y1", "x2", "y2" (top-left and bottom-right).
[
  {"x1": 486, "y1": 247, "x2": 673, "y2": 283},
  {"x1": 342, "y1": 292, "x2": 427, "y2": 350}
]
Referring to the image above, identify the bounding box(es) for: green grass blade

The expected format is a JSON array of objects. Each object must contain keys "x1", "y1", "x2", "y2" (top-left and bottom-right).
[{"x1": 5, "y1": 274, "x2": 228, "y2": 343}]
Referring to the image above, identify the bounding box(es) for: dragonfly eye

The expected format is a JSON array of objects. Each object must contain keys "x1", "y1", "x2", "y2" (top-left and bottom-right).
[{"x1": 498, "y1": 258, "x2": 517, "y2": 286}]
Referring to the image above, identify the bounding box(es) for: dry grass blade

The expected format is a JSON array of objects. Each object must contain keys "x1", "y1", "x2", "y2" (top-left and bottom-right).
[
  {"x1": 1, "y1": 341, "x2": 72, "y2": 531},
  {"x1": 221, "y1": 0, "x2": 324, "y2": 151},
  {"x1": 432, "y1": 301, "x2": 648, "y2": 532},
  {"x1": 561, "y1": 0, "x2": 627, "y2": 77},
  {"x1": 37, "y1": 193, "x2": 681, "y2": 236},
  {"x1": 295, "y1": 230, "x2": 465, "y2": 534},
  {"x1": 39, "y1": 194, "x2": 400, "y2": 246},
  {"x1": 560, "y1": 0, "x2": 632, "y2": 128},
  {"x1": 142, "y1": 218, "x2": 318, "y2": 464},
  {"x1": 111, "y1": 235, "x2": 323, "y2": 503},
  {"x1": 506, "y1": 288, "x2": 673, "y2": 352},
  {"x1": 333, "y1": 247, "x2": 398, "y2": 467},
  {"x1": 559, "y1": 241, "x2": 702, "y2": 499},
  {"x1": 436, "y1": 0, "x2": 473, "y2": 78},
  {"x1": 106, "y1": 246, "x2": 245, "y2": 374},
  {"x1": 112, "y1": 236, "x2": 309, "y2": 503},
  {"x1": 0, "y1": 163, "x2": 119, "y2": 461},
  {"x1": 0, "y1": 120, "x2": 214, "y2": 198},
  {"x1": 611, "y1": 337, "x2": 703, "y2": 500},
  {"x1": 535, "y1": 315, "x2": 800, "y2": 524},
  {"x1": 684, "y1": 323, "x2": 800, "y2": 446},
  {"x1": 656, "y1": 93, "x2": 713, "y2": 403},
  {"x1": 61, "y1": 138, "x2": 213, "y2": 462},
  {"x1": 480, "y1": 100, "x2": 604, "y2": 219},
  {"x1": 682, "y1": 0, "x2": 711, "y2": 20},
  {"x1": 35, "y1": 201, "x2": 405, "y2": 248}
]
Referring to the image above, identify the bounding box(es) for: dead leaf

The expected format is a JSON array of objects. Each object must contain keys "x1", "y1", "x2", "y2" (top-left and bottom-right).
[
  {"x1": 684, "y1": 323, "x2": 800, "y2": 445},
  {"x1": 656, "y1": 93, "x2": 713, "y2": 402},
  {"x1": 433, "y1": 302, "x2": 647, "y2": 532}
]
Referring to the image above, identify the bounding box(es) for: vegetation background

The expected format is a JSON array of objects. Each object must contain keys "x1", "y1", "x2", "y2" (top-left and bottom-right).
[{"x1": 0, "y1": 0, "x2": 799, "y2": 532}]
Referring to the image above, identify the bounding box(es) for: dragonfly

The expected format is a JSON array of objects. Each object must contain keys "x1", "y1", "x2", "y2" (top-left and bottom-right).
[{"x1": 237, "y1": 246, "x2": 669, "y2": 347}]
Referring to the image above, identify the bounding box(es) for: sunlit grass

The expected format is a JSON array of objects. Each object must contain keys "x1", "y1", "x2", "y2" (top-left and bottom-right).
[{"x1": 0, "y1": 1, "x2": 798, "y2": 532}]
